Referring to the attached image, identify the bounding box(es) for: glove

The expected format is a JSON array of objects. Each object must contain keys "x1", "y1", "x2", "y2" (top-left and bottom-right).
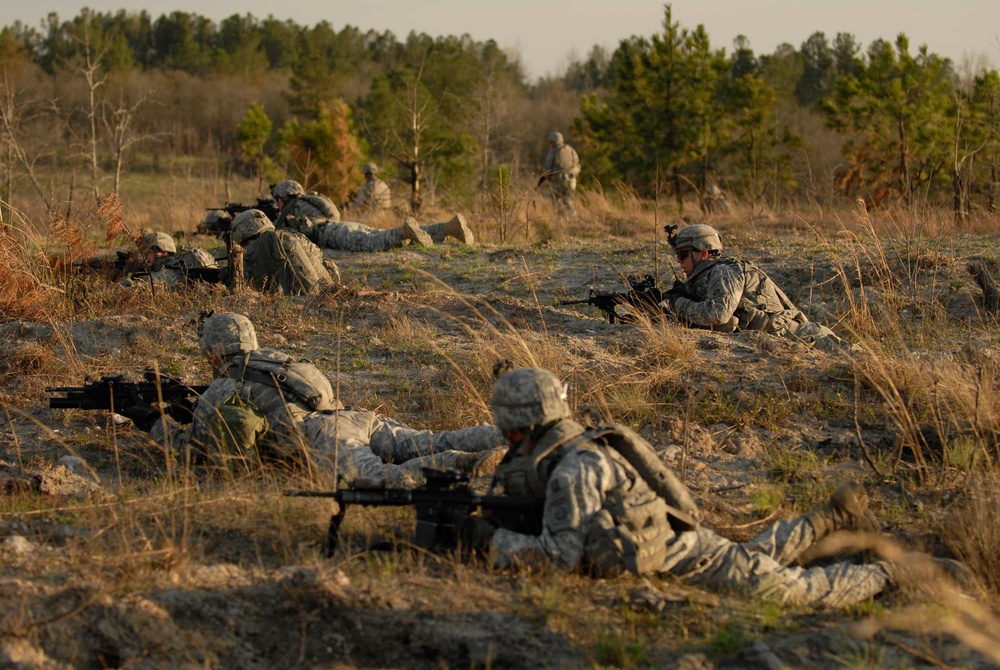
[
  {"x1": 459, "y1": 516, "x2": 499, "y2": 554},
  {"x1": 119, "y1": 400, "x2": 160, "y2": 432}
]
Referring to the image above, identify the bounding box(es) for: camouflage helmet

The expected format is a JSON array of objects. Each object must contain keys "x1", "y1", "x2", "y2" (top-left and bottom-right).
[
  {"x1": 138, "y1": 231, "x2": 176, "y2": 254},
  {"x1": 363, "y1": 162, "x2": 379, "y2": 175},
  {"x1": 198, "y1": 312, "x2": 258, "y2": 358},
  {"x1": 492, "y1": 367, "x2": 570, "y2": 432},
  {"x1": 230, "y1": 209, "x2": 275, "y2": 245},
  {"x1": 204, "y1": 209, "x2": 232, "y2": 227},
  {"x1": 272, "y1": 180, "x2": 305, "y2": 199},
  {"x1": 672, "y1": 224, "x2": 723, "y2": 253},
  {"x1": 548, "y1": 131, "x2": 563, "y2": 145}
]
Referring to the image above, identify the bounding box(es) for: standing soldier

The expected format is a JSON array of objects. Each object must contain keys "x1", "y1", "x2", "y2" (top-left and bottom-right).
[{"x1": 540, "y1": 131, "x2": 581, "y2": 216}]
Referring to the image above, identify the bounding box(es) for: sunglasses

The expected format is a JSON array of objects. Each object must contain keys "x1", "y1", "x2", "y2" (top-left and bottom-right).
[{"x1": 675, "y1": 249, "x2": 691, "y2": 262}]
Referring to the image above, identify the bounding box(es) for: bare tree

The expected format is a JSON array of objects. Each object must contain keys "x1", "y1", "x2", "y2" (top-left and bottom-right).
[
  {"x1": 75, "y1": 16, "x2": 109, "y2": 206},
  {"x1": 0, "y1": 68, "x2": 55, "y2": 217},
  {"x1": 102, "y1": 86, "x2": 158, "y2": 194},
  {"x1": 360, "y1": 54, "x2": 446, "y2": 214}
]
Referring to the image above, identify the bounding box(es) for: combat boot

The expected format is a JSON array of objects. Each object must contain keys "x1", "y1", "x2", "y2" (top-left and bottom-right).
[
  {"x1": 880, "y1": 552, "x2": 977, "y2": 591},
  {"x1": 804, "y1": 479, "x2": 881, "y2": 540},
  {"x1": 444, "y1": 214, "x2": 475, "y2": 244},
  {"x1": 400, "y1": 217, "x2": 433, "y2": 246}
]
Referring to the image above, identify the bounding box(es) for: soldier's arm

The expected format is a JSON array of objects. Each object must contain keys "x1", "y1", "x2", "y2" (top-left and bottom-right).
[
  {"x1": 489, "y1": 449, "x2": 612, "y2": 571},
  {"x1": 673, "y1": 264, "x2": 744, "y2": 327}
]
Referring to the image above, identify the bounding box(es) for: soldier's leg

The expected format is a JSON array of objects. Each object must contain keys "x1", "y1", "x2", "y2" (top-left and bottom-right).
[
  {"x1": 319, "y1": 221, "x2": 405, "y2": 252},
  {"x1": 368, "y1": 417, "x2": 498, "y2": 459},
  {"x1": 368, "y1": 417, "x2": 504, "y2": 476},
  {"x1": 781, "y1": 319, "x2": 852, "y2": 352},
  {"x1": 669, "y1": 526, "x2": 889, "y2": 607},
  {"x1": 745, "y1": 480, "x2": 879, "y2": 566},
  {"x1": 298, "y1": 411, "x2": 431, "y2": 487},
  {"x1": 421, "y1": 214, "x2": 475, "y2": 244}
]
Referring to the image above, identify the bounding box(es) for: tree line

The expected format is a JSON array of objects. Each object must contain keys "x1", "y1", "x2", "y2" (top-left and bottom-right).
[{"x1": 1, "y1": 4, "x2": 997, "y2": 226}]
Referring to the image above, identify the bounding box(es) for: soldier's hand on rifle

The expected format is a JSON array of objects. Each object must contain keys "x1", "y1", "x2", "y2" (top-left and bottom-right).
[
  {"x1": 118, "y1": 399, "x2": 161, "y2": 432},
  {"x1": 459, "y1": 515, "x2": 499, "y2": 554}
]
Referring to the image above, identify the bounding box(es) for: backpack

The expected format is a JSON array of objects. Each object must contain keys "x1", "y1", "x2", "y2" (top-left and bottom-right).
[
  {"x1": 300, "y1": 193, "x2": 340, "y2": 220},
  {"x1": 236, "y1": 348, "x2": 341, "y2": 412},
  {"x1": 587, "y1": 423, "x2": 700, "y2": 531},
  {"x1": 254, "y1": 230, "x2": 335, "y2": 295}
]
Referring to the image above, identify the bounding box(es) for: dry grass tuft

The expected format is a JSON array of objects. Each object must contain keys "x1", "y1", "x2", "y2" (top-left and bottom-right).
[
  {"x1": 0, "y1": 227, "x2": 65, "y2": 321},
  {"x1": 941, "y1": 471, "x2": 1000, "y2": 596}
]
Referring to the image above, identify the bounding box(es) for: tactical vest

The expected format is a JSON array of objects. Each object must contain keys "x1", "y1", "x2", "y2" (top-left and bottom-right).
[
  {"x1": 226, "y1": 348, "x2": 342, "y2": 412},
  {"x1": 494, "y1": 423, "x2": 680, "y2": 577}
]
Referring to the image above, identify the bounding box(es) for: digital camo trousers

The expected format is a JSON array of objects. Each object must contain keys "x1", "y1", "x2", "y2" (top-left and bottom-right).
[
  {"x1": 317, "y1": 222, "x2": 405, "y2": 252},
  {"x1": 664, "y1": 514, "x2": 889, "y2": 607}
]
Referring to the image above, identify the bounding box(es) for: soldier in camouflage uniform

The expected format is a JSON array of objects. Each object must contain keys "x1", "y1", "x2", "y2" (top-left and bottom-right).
[
  {"x1": 348, "y1": 162, "x2": 392, "y2": 215},
  {"x1": 541, "y1": 131, "x2": 581, "y2": 216},
  {"x1": 473, "y1": 367, "x2": 900, "y2": 607},
  {"x1": 661, "y1": 224, "x2": 849, "y2": 351},
  {"x1": 120, "y1": 231, "x2": 219, "y2": 289},
  {"x1": 271, "y1": 178, "x2": 474, "y2": 250},
  {"x1": 230, "y1": 209, "x2": 337, "y2": 295},
  {"x1": 151, "y1": 313, "x2": 503, "y2": 487}
]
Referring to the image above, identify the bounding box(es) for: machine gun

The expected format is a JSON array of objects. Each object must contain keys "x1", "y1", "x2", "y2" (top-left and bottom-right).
[
  {"x1": 285, "y1": 468, "x2": 538, "y2": 557},
  {"x1": 46, "y1": 372, "x2": 209, "y2": 428},
  {"x1": 559, "y1": 274, "x2": 670, "y2": 324}
]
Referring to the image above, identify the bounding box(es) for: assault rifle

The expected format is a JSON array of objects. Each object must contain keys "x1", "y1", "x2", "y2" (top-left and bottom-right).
[
  {"x1": 127, "y1": 264, "x2": 225, "y2": 285},
  {"x1": 285, "y1": 468, "x2": 538, "y2": 557},
  {"x1": 559, "y1": 274, "x2": 669, "y2": 324},
  {"x1": 199, "y1": 197, "x2": 280, "y2": 235},
  {"x1": 46, "y1": 372, "x2": 209, "y2": 428}
]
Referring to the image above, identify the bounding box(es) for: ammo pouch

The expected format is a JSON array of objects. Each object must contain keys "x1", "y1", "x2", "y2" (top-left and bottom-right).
[
  {"x1": 583, "y1": 510, "x2": 627, "y2": 578},
  {"x1": 205, "y1": 395, "x2": 269, "y2": 467}
]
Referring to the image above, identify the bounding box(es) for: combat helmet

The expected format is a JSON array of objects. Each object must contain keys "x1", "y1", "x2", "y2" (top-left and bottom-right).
[
  {"x1": 230, "y1": 209, "x2": 275, "y2": 245},
  {"x1": 272, "y1": 180, "x2": 305, "y2": 199},
  {"x1": 363, "y1": 162, "x2": 379, "y2": 176},
  {"x1": 672, "y1": 224, "x2": 723, "y2": 253},
  {"x1": 138, "y1": 231, "x2": 176, "y2": 254},
  {"x1": 198, "y1": 312, "x2": 258, "y2": 358},
  {"x1": 203, "y1": 209, "x2": 232, "y2": 228},
  {"x1": 548, "y1": 131, "x2": 563, "y2": 145},
  {"x1": 492, "y1": 367, "x2": 570, "y2": 432}
]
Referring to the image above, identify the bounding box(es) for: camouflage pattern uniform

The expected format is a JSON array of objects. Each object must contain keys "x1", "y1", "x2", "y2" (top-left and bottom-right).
[
  {"x1": 674, "y1": 258, "x2": 846, "y2": 351},
  {"x1": 231, "y1": 210, "x2": 337, "y2": 295},
  {"x1": 317, "y1": 214, "x2": 475, "y2": 251},
  {"x1": 542, "y1": 131, "x2": 581, "y2": 216},
  {"x1": 152, "y1": 313, "x2": 501, "y2": 487},
  {"x1": 667, "y1": 224, "x2": 847, "y2": 351},
  {"x1": 486, "y1": 368, "x2": 890, "y2": 607},
  {"x1": 269, "y1": 176, "x2": 472, "y2": 251},
  {"x1": 121, "y1": 232, "x2": 218, "y2": 289},
  {"x1": 349, "y1": 162, "x2": 392, "y2": 214},
  {"x1": 277, "y1": 193, "x2": 341, "y2": 226}
]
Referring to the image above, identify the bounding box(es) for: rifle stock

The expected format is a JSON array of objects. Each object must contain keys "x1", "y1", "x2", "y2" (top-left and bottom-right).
[{"x1": 285, "y1": 468, "x2": 537, "y2": 556}]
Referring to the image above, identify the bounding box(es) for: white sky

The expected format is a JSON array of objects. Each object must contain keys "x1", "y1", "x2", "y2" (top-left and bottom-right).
[{"x1": 4, "y1": 0, "x2": 999, "y2": 79}]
